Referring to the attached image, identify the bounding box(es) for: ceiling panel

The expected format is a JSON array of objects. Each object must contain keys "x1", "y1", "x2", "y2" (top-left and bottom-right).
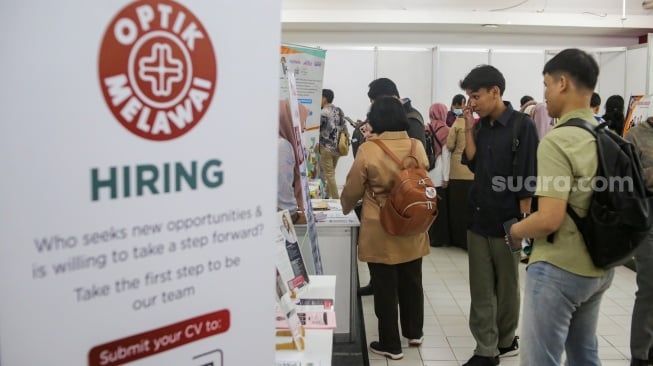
[{"x1": 282, "y1": 0, "x2": 653, "y2": 36}]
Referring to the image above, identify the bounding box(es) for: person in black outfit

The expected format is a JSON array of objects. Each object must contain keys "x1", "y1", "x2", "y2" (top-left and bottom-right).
[
  {"x1": 602, "y1": 94, "x2": 626, "y2": 135},
  {"x1": 357, "y1": 77, "x2": 427, "y2": 297},
  {"x1": 367, "y1": 78, "x2": 426, "y2": 148},
  {"x1": 459, "y1": 65, "x2": 539, "y2": 366}
]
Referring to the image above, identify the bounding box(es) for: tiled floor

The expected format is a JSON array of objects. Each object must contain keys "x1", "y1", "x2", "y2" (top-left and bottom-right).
[{"x1": 358, "y1": 247, "x2": 638, "y2": 366}]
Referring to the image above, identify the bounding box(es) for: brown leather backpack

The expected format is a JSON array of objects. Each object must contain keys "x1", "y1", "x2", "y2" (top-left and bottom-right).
[{"x1": 371, "y1": 139, "x2": 439, "y2": 236}]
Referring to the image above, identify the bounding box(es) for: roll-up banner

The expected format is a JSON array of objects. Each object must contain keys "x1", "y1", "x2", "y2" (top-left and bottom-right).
[
  {"x1": 280, "y1": 44, "x2": 327, "y2": 180},
  {"x1": 0, "y1": 1, "x2": 280, "y2": 364}
]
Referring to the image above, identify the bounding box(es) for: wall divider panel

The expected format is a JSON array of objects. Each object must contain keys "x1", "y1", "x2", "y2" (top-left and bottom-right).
[
  {"x1": 376, "y1": 49, "x2": 434, "y2": 118},
  {"x1": 434, "y1": 48, "x2": 489, "y2": 107},
  {"x1": 489, "y1": 50, "x2": 546, "y2": 108},
  {"x1": 320, "y1": 48, "x2": 376, "y2": 189}
]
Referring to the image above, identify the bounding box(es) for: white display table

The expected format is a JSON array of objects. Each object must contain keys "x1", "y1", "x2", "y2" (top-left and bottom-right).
[
  {"x1": 295, "y1": 199, "x2": 360, "y2": 343},
  {"x1": 275, "y1": 275, "x2": 335, "y2": 366}
]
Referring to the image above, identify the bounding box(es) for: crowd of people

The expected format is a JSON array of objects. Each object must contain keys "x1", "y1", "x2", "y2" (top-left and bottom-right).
[{"x1": 278, "y1": 48, "x2": 652, "y2": 366}]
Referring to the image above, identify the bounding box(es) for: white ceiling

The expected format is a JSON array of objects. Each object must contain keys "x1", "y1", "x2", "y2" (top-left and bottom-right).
[{"x1": 282, "y1": 0, "x2": 653, "y2": 37}]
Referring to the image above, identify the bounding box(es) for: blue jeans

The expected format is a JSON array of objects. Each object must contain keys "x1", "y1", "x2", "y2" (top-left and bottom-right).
[
  {"x1": 631, "y1": 228, "x2": 653, "y2": 360},
  {"x1": 520, "y1": 262, "x2": 614, "y2": 366}
]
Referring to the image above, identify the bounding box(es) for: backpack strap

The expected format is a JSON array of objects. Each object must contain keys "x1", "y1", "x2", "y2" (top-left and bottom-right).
[
  {"x1": 368, "y1": 139, "x2": 418, "y2": 204},
  {"x1": 511, "y1": 112, "x2": 526, "y2": 180},
  {"x1": 425, "y1": 123, "x2": 444, "y2": 150},
  {"x1": 546, "y1": 118, "x2": 600, "y2": 243},
  {"x1": 433, "y1": 125, "x2": 444, "y2": 149},
  {"x1": 406, "y1": 110, "x2": 423, "y2": 124},
  {"x1": 372, "y1": 139, "x2": 418, "y2": 169}
]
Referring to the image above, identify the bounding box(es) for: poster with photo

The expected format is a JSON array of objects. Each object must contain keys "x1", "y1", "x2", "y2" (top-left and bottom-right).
[
  {"x1": 624, "y1": 95, "x2": 652, "y2": 136},
  {"x1": 0, "y1": 0, "x2": 280, "y2": 364},
  {"x1": 277, "y1": 211, "x2": 309, "y2": 292}
]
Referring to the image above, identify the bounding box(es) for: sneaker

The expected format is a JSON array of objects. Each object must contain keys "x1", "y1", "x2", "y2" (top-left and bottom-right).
[
  {"x1": 369, "y1": 341, "x2": 403, "y2": 360},
  {"x1": 462, "y1": 355, "x2": 500, "y2": 366},
  {"x1": 408, "y1": 336, "x2": 424, "y2": 346},
  {"x1": 499, "y1": 336, "x2": 519, "y2": 357}
]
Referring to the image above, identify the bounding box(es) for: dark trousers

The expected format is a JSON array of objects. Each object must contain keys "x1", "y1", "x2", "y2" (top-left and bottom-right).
[
  {"x1": 429, "y1": 186, "x2": 450, "y2": 246},
  {"x1": 368, "y1": 258, "x2": 424, "y2": 352},
  {"x1": 448, "y1": 179, "x2": 473, "y2": 250}
]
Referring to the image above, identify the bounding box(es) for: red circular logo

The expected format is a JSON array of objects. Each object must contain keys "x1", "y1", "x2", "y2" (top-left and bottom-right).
[{"x1": 98, "y1": 0, "x2": 217, "y2": 141}]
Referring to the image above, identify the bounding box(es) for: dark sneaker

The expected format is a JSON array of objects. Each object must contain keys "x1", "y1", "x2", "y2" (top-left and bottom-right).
[
  {"x1": 499, "y1": 336, "x2": 519, "y2": 357},
  {"x1": 369, "y1": 341, "x2": 403, "y2": 360},
  {"x1": 462, "y1": 355, "x2": 500, "y2": 366}
]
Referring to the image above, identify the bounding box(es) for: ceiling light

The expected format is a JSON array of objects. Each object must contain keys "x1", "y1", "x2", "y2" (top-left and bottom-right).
[{"x1": 482, "y1": 24, "x2": 499, "y2": 28}]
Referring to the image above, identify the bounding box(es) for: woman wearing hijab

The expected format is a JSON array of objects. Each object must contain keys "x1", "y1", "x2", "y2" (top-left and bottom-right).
[
  {"x1": 426, "y1": 103, "x2": 451, "y2": 247},
  {"x1": 341, "y1": 96, "x2": 430, "y2": 360},
  {"x1": 532, "y1": 102, "x2": 554, "y2": 140}
]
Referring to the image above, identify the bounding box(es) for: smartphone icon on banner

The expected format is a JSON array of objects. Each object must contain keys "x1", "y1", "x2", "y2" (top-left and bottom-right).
[{"x1": 193, "y1": 349, "x2": 223, "y2": 366}]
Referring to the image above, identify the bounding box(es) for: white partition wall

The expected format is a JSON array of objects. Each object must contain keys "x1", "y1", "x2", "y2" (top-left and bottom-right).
[
  {"x1": 490, "y1": 50, "x2": 546, "y2": 107},
  {"x1": 626, "y1": 45, "x2": 649, "y2": 98},
  {"x1": 321, "y1": 48, "x2": 375, "y2": 187},
  {"x1": 434, "y1": 48, "x2": 489, "y2": 105},
  {"x1": 376, "y1": 49, "x2": 434, "y2": 117},
  {"x1": 597, "y1": 50, "x2": 628, "y2": 113}
]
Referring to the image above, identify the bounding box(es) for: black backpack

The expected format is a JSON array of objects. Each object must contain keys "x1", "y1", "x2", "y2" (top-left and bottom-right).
[
  {"x1": 550, "y1": 119, "x2": 653, "y2": 268},
  {"x1": 424, "y1": 124, "x2": 444, "y2": 171}
]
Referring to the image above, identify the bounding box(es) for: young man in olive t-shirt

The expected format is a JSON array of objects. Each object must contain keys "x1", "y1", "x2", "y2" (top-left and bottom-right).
[{"x1": 509, "y1": 48, "x2": 615, "y2": 366}]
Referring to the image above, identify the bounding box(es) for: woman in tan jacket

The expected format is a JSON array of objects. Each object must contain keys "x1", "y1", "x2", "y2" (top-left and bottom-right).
[{"x1": 341, "y1": 96, "x2": 430, "y2": 360}]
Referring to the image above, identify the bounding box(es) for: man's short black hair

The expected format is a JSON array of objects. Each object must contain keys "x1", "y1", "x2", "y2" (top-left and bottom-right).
[
  {"x1": 452, "y1": 94, "x2": 466, "y2": 106},
  {"x1": 367, "y1": 96, "x2": 409, "y2": 134},
  {"x1": 459, "y1": 65, "x2": 506, "y2": 96},
  {"x1": 542, "y1": 48, "x2": 599, "y2": 92},
  {"x1": 520, "y1": 95, "x2": 534, "y2": 107},
  {"x1": 322, "y1": 89, "x2": 334, "y2": 103},
  {"x1": 590, "y1": 92, "x2": 601, "y2": 108},
  {"x1": 368, "y1": 78, "x2": 400, "y2": 100}
]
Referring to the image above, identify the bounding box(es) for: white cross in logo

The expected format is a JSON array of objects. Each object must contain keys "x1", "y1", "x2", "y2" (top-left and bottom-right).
[{"x1": 138, "y1": 43, "x2": 184, "y2": 97}]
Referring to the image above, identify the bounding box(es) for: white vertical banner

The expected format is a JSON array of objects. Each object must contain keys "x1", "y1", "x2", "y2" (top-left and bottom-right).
[
  {"x1": 0, "y1": 0, "x2": 280, "y2": 365},
  {"x1": 287, "y1": 73, "x2": 324, "y2": 275},
  {"x1": 280, "y1": 44, "x2": 327, "y2": 180}
]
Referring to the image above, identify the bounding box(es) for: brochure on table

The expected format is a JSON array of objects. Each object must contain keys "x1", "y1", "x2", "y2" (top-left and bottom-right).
[
  {"x1": 277, "y1": 210, "x2": 310, "y2": 294},
  {"x1": 0, "y1": 1, "x2": 280, "y2": 364},
  {"x1": 275, "y1": 267, "x2": 305, "y2": 351},
  {"x1": 312, "y1": 199, "x2": 361, "y2": 226},
  {"x1": 275, "y1": 276, "x2": 336, "y2": 366}
]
